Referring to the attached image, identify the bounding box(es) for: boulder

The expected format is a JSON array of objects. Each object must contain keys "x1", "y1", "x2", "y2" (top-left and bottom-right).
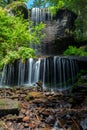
[{"x1": 0, "y1": 98, "x2": 20, "y2": 117}]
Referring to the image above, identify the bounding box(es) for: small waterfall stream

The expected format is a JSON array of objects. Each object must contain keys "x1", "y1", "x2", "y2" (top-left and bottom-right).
[
  {"x1": 31, "y1": 8, "x2": 52, "y2": 24},
  {"x1": 0, "y1": 56, "x2": 78, "y2": 91},
  {"x1": 27, "y1": 58, "x2": 33, "y2": 85}
]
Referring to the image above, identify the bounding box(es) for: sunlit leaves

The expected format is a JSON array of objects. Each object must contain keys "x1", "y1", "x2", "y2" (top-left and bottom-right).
[
  {"x1": 0, "y1": 7, "x2": 45, "y2": 68},
  {"x1": 63, "y1": 46, "x2": 87, "y2": 56},
  {"x1": 0, "y1": 0, "x2": 28, "y2": 7},
  {"x1": 1, "y1": 47, "x2": 35, "y2": 67}
]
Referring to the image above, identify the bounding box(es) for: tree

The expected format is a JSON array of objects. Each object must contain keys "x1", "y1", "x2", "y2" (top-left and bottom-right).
[
  {"x1": 0, "y1": 7, "x2": 45, "y2": 68},
  {"x1": 0, "y1": 0, "x2": 27, "y2": 7},
  {"x1": 30, "y1": 0, "x2": 47, "y2": 8}
]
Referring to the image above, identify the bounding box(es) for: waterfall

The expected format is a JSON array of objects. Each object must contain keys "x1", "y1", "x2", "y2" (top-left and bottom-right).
[
  {"x1": 32, "y1": 58, "x2": 41, "y2": 85},
  {"x1": 0, "y1": 65, "x2": 7, "y2": 86},
  {"x1": 42, "y1": 58, "x2": 46, "y2": 88},
  {"x1": 0, "y1": 56, "x2": 78, "y2": 91},
  {"x1": 18, "y1": 61, "x2": 25, "y2": 86},
  {"x1": 27, "y1": 58, "x2": 34, "y2": 86},
  {"x1": 31, "y1": 8, "x2": 52, "y2": 24}
]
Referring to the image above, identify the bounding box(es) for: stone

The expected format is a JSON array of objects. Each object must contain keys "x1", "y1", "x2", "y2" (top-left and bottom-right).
[
  {"x1": 0, "y1": 99, "x2": 20, "y2": 117},
  {"x1": 0, "y1": 88, "x2": 87, "y2": 130},
  {"x1": 45, "y1": 115, "x2": 55, "y2": 124},
  {"x1": 22, "y1": 116, "x2": 29, "y2": 122},
  {"x1": 67, "y1": 128, "x2": 72, "y2": 130}
]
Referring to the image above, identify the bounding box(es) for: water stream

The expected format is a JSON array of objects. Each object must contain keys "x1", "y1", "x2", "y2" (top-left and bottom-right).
[
  {"x1": 31, "y1": 8, "x2": 52, "y2": 24},
  {"x1": 0, "y1": 56, "x2": 78, "y2": 91}
]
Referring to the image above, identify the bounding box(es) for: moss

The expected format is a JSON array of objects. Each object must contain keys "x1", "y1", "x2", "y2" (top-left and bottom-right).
[
  {"x1": 12, "y1": 86, "x2": 17, "y2": 92},
  {"x1": 18, "y1": 103, "x2": 21, "y2": 111},
  {"x1": 5, "y1": 1, "x2": 28, "y2": 19},
  {"x1": 74, "y1": 76, "x2": 87, "y2": 87},
  {"x1": 0, "y1": 120, "x2": 4, "y2": 128},
  {"x1": 25, "y1": 94, "x2": 34, "y2": 101},
  {"x1": 6, "y1": 1, "x2": 26, "y2": 10},
  {"x1": 0, "y1": 100, "x2": 6, "y2": 106}
]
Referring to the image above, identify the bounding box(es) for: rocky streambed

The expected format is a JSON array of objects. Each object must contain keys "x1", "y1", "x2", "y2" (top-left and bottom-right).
[{"x1": 0, "y1": 87, "x2": 87, "y2": 130}]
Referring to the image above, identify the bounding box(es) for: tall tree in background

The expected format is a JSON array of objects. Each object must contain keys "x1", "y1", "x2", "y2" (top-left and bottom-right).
[
  {"x1": 0, "y1": 0, "x2": 27, "y2": 7},
  {"x1": 30, "y1": 0, "x2": 46, "y2": 8}
]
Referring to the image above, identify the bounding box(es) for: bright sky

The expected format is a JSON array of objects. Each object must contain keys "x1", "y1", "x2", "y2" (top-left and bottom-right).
[
  {"x1": 26, "y1": 0, "x2": 49, "y2": 9},
  {"x1": 26, "y1": 0, "x2": 35, "y2": 9}
]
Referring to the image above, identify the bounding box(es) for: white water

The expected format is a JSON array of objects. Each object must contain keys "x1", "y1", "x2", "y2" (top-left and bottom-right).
[
  {"x1": 27, "y1": 58, "x2": 34, "y2": 85},
  {"x1": 42, "y1": 58, "x2": 46, "y2": 88},
  {"x1": 18, "y1": 61, "x2": 25, "y2": 86},
  {"x1": 31, "y1": 8, "x2": 52, "y2": 24},
  {"x1": 33, "y1": 58, "x2": 41, "y2": 85},
  {"x1": 80, "y1": 118, "x2": 87, "y2": 130},
  {"x1": 0, "y1": 57, "x2": 78, "y2": 91}
]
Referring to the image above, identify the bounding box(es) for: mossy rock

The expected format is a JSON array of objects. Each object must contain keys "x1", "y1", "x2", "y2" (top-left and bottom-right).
[
  {"x1": 0, "y1": 99, "x2": 20, "y2": 117},
  {"x1": 74, "y1": 75, "x2": 87, "y2": 87},
  {"x1": 72, "y1": 75, "x2": 87, "y2": 94},
  {"x1": 25, "y1": 94, "x2": 34, "y2": 101},
  {"x1": 25, "y1": 92, "x2": 44, "y2": 101},
  {"x1": 5, "y1": 1, "x2": 28, "y2": 19}
]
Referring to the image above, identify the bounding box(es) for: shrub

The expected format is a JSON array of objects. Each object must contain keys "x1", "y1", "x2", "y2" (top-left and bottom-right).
[{"x1": 63, "y1": 46, "x2": 87, "y2": 56}]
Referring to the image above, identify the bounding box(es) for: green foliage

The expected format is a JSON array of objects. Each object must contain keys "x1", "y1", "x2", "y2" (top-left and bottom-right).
[
  {"x1": 63, "y1": 46, "x2": 87, "y2": 56},
  {"x1": 25, "y1": 94, "x2": 34, "y2": 101},
  {"x1": 77, "y1": 69, "x2": 87, "y2": 78},
  {"x1": 1, "y1": 47, "x2": 35, "y2": 68},
  {"x1": 49, "y1": 6, "x2": 57, "y2": 16},
  {"x1": 0, "y1": 7, "x2": 30, "y2": 51},
  {"x1": 2, "y1": 51, "x2": 20, "y2": 65},
  {"x1": 0, "y1": 7, "x2": 45, "y2": 69},
  {"x1": 18, "y1": 47, "x2": 35, "y2": 62},
  {"x1": 74, "y1": 69, "x2": 87, "y2": 88},
  {"x1": 28, "y1": 22, "x2": 45, "y2": 44},
  {"x1": 0, "y1": 0, "x2": 27, "y2": 7},
  {"x1": 30, "y1": 0, "x2": 46, "y2": 8}
]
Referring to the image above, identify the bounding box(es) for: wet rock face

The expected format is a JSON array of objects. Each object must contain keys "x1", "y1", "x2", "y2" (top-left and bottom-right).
[
  {"x1": 31, "y1": 8, "x2": 77, "y2": 55},
  {"x1": 44, "y1": 9, "x2": 77, "y2": 43}
]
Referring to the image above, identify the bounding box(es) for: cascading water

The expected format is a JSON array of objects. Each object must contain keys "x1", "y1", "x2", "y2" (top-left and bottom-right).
[
  {"x1": 18, "y1": 61, "x2": 25, "y2": 86},
  {"x1": 0, "y1": 56, "x2": 78, "y2": 91},
  {"x1": 27, "y1": 58, "x2": 34, "y2": 86},
  {"x1": 31, "y1": 8, "x2": 52, "y2": 24},
  {"x1": 32, "y1": 58, "x2": 41, "y2": 85}
]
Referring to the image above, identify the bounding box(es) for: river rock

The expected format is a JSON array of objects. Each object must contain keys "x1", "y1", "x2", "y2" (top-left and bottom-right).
[
  {"x1": 0, "y1": 99, "x2": 20, "y2": 117},
  {"x1": 22, "y1": 116, "x2": 29, "y2": 122}
]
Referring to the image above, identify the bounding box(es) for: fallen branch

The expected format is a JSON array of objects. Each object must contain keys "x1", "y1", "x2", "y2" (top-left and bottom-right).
[
  {"x1": 3, "y1": 122, "x2": 11, "y2": 130},
  {"x1": 71, "y1": 118, "x2": 80, "y2": 130},
  {"x1": 35, "y1": 113, "x2": 40, "y2": 121}
]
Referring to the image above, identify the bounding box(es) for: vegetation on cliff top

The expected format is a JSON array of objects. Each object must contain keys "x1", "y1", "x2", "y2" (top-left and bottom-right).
[
  {"x1": 0, "y1": 5, "x2": 45, "y2": 69},
  {"x1": 63, "y1": 46, "x2": 87, "y2": 56}
]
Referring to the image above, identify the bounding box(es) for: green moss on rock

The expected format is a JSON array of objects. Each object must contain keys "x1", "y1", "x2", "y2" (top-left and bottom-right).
[{"x1": 5, "y1": 1, "x2": 28, "y2": 19}]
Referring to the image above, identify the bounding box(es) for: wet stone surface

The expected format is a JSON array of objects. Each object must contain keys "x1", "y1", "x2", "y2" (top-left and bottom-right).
[{"x1": 0, "y1": 87, "x2": 87, "y2": 130}]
